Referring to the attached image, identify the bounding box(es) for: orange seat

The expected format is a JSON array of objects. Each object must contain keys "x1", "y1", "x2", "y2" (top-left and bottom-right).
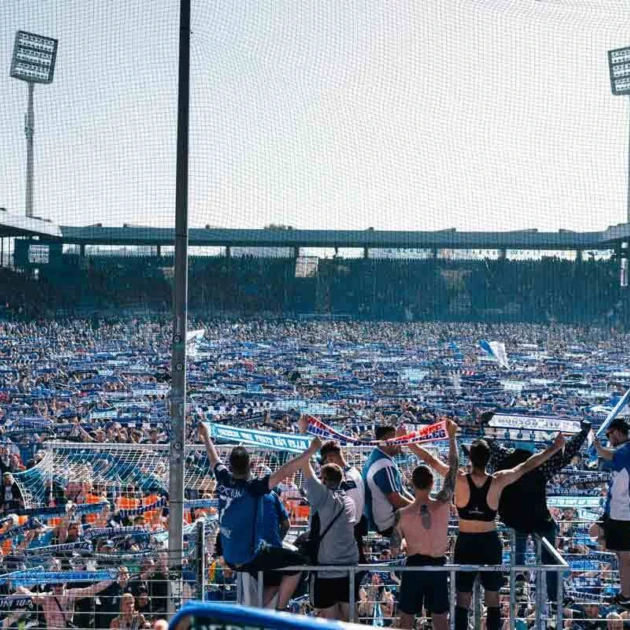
[
  {"x1": 143, "y1": 494, "x2": 160, "y2": 507},
  {"x1": 116, "y1": 496, "x2": 140, "y2": 510},
  {"x1": 84, "y1": 494, "x2": 103, "y2": 523},
  {"x1": 295, "y1": 505, "x2": 310, "y2": 522},
  {"x1": 144, "y1": 509, "x2": 161, "y2": 527}
]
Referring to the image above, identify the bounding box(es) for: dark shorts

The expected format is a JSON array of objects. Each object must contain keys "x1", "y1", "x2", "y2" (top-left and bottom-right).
[
  {"x1": 454, "y1": 531, "x2": 504, "y2": 593},
  {"x1": 602, "y1": 516, "x2": 630, "y2": 552},
  {"x1": 233, "y1": 547, "x2": 303, "y2": 587},
  {"x1": 398, "y1": 554, "x2": 448, "y2": 615},
  {"x1": 310, "y1": 575, "x2": 360, "y2": 610}
]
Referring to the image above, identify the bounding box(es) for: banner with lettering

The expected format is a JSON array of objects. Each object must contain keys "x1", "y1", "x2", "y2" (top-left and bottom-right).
[
  {"x1": 206, "y1": 423, "x2": 311, "y2": 453},
  {"x1": 305, "y1": 416, "x2": 449, "y2": 447},
  {"x1": 488, "y1": 414, "x2": 581, "y2": 434}
]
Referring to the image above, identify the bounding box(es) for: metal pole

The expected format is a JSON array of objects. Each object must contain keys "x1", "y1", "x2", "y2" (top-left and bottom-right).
[
  {"x1": 627, "y1": 98, "x2": 630, "y2": 225},
  {"x1": 349, "y1": 568, "x2": 356, "y2": 623},
  {"x1": 509, "y1": 530, "x2": 516, "y2": 630},
  {"x1": 509, "y1": 567, "x2": 516, "y2": 630},
  {"x1": 257, "y1": 570, "x2": 264, "y2": 608},
  {"x1": 449, "y1": 569, "x2": 456, "y2": 630},
  {"x1": 196, "y1": 520, "x2": 206, "y2": 601},
  {"x1": 555, "y1": 567, "x2": 564, "y2": 630},
  {"x1": 167, "y1": 0, "x2": 191, "y2": 617},
  {"x1": 25, "y1": 82, "x2": 35, "y2": 218},
  {"x1": 473, "y1": 578, "x2": 482, "y2": 629},
  {"x1": 535, "y1": 538, "x2": 542, "y2": 629}
]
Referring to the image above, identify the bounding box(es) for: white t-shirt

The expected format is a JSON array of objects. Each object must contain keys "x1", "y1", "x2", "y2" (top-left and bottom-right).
[{"x1": 342, "y1": 465, "x2": 365, "y2": 522}]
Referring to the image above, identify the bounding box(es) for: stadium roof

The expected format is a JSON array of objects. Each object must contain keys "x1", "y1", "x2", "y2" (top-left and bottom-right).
[
  {"x1": 56, "y1": 225, "x2": 610, "y2": 250},
  {"x1": 0, "y1": 212, "x2": 62, "y2": 239},
  {"x1": 0, "y1": 218, "x2": 627, "y2": 250}
]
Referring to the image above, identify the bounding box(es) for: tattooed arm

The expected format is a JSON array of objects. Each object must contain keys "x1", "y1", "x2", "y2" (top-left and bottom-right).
[
  {"x1": 435, "y1": 420, "x2": 459, "y2": 504},
  {"x1": 390, "y1": 510, "x2": 404, "y2": 557}
]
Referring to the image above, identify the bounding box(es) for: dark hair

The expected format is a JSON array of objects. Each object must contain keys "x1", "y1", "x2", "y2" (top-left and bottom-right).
[
  {"x1": 469, "y1": 439, "x2": 490, "y2": 469},
  {"x1": 229, "y1": 446, "x2": 250, "y2": 476},
  {"x1": 321, "y1": 463, "x2": 343, "y2": 487},
  {"x1": 375, "y1": 425, "x2": 396, "y2": 441},
  {"x1": 607, "y1": 417, "x2": 629, "y2": 435},
  {"x1": 496, "y1": 448, "x2": 530, "y2": 472},
  {"x1": 320, "y1": 440, "x2": 341, "y2": 460},
  {"x1": 412, "y1": 465, "x2": 433, "y2": 490}
]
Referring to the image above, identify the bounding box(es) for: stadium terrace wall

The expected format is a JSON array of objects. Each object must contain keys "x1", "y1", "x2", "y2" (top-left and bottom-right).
[{"x1": 2, "y1": 251, "x2": 628, "y2": 326}]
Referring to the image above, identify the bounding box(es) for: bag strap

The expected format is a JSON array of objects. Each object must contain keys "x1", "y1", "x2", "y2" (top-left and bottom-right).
[
  {"x1": 315, "y1": 500, "x2": 345, "y2": 545},
  {"x1": 52, "y1": 594, "x2": 71, "y2": 626}
]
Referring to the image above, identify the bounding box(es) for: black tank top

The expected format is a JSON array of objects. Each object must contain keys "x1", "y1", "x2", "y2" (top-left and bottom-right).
[{"x1": 456, "y1": 474, "x2": 497, "y2": 522}]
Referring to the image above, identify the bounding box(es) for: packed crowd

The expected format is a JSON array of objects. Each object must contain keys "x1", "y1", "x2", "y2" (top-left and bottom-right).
[
  {"x1": 3, "y1": 254, "x2": 629, "y2": 325},
  {"x1": 0, "y1": 317, "x2": 627, "y2": 628}
]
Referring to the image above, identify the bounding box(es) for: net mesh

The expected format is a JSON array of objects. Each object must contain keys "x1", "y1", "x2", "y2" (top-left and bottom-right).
[{"x1": 2, "y1": 1, "x2": 630, "y2": 626}]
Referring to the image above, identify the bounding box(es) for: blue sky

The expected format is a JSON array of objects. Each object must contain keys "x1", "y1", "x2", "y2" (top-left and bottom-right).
[{"x1": 3, "y1": 0, "x2": 630, "y2": 233}]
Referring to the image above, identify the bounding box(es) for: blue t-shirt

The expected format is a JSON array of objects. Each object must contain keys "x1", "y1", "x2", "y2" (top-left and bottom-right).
[
  {"x1": 214, "y1": 462, "x2": 271, "y2": 566},
  {"x1": 604, "y1": 441, "x2": 630, "y2": 521},
  {"x1": 257, "y1": 491, "x2": 289, "y2": 550}
]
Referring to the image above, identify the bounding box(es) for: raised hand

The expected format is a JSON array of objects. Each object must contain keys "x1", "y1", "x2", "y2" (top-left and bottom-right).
[
  {"x1": 308, "y1": 436, "x2": 323, "y2": 453},
  {"x1": 446, "y1": 419, "x2": 458, "y2": 438},
  {"x1": 553, "y1": 432, "x2": 565, "y2": 450},
  {"x1": 396, "y1": 423, "x2": 407, "y2": 437},
  {"x1": 198, "y1": 422, "x2": 209, "y2": 442},
  {"x1": 298, "y1": 416, "x2": 309, "y2": 434}
]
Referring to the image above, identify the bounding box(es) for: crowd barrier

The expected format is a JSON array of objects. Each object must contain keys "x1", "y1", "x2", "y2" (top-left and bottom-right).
[{"x1": 238, "y1": 535, "x2": 569, "y2": 630}]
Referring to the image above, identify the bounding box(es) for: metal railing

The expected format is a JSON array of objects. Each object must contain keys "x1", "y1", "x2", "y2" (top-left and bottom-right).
[
  {"x1": 243, "y1": 535, "x2": 569, "y2": 630},
  {"x1": 0, "y1": 519, "x2": 208, "y2": 629}
]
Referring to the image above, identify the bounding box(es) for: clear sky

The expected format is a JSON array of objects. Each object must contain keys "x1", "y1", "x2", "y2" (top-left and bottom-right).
[{"x1": 2, "y1": 0, "x2": 630, "y2": 233}]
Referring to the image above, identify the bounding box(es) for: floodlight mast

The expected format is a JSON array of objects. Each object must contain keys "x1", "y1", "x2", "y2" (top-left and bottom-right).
[
  {"x1": 608, "y1": 47, "x2": 630, "y2": 287},
  {"x1": 10, "y1": 31, "x2": 58, "y2": 219},
  {"x1": 25, "y1": 83, "x2": 34, "y2": 220}
]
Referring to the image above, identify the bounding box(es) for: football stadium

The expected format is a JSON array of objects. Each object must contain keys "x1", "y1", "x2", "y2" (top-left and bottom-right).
[{"x1": 3, "y1": 1, "x2": 630, "y2": 629}]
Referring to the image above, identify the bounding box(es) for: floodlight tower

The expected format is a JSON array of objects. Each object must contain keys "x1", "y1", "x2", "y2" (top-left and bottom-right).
[
  {"x1": 10, "y1": 31, "x2": 58, "y2": 219},
  {"x1": 608, "y1": 47, "x2": 630, "y2": 287}
]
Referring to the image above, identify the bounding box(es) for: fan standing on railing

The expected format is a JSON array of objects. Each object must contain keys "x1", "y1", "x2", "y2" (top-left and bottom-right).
[
  {"x1": 593, "y1": 417, "x2": 630, "y2": 609},
  {"x1": 412, "y1": 429, "x2": 566, "y2": 630},
  {"x1": 198, "y1": 423, "x2": 320, "y2": 611},
  {"x1": 299, "y1": 442, "x2": 359, "y2": 622},
  {"x1": 362, "y1": 423, "x2": 414, "y2": 538},
  {"x1": 318, "y1": 439, "x2": 367, "y2": 565},
  {"x1": 390, "y1": 419, "x2": 459, "y2": 630},
  {"x1": 487, "y1": 418, "x2": 591, "y2": 605}
]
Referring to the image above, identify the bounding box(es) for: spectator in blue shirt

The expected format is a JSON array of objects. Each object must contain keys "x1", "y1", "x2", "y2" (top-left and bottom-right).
[
  {"x1": 199, "y1": 423, "x2": 319, "y2": 610},
  {"x1": 594, "y1": 417, "x2": 630, "y2": 608}
]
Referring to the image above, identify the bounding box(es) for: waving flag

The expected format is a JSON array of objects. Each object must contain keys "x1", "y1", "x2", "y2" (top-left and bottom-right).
[{"x1": 479, "y1": 340, "x2": 510, "y2": 369}]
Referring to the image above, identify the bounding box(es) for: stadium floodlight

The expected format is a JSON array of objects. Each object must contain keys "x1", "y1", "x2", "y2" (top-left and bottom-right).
[
  {"x1": 608, "y1": 47, "x2": 630, "y2": 284},
  {"x1": 10, "y1": 31, "x2": 58, "y2": 219},
  {"x1": 609, "y1": 47, "x2": 630, "y2": 95}
]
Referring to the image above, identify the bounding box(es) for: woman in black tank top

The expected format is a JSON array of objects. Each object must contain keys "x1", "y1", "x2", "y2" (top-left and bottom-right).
[
  {"x1": 453, "y1": 435, "x2": 565, "y2": 630},
  {"x1": 456, "y1": 474, "x2": 497, "y2": 522}
]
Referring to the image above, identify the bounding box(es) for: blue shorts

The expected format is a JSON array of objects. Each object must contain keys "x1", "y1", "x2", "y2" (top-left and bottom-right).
[{"x1": 398, "y1": 554, "x2": 449, "y2": 615}]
